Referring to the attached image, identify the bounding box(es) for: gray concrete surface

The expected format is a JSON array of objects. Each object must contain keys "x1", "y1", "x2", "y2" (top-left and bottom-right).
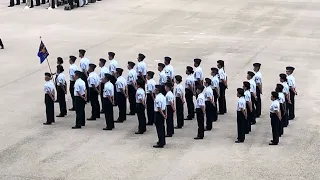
[{"x1": 0, "y1": 0, "x2": 320, "y2": 179}]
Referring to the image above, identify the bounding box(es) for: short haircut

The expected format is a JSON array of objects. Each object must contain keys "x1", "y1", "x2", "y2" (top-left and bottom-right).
[
  {"x1": 271, "y1": 91, "x2": 279, "y2": 99},
  {"x1": 237, "y1": 88, "x2": 244, "y2": 96}
]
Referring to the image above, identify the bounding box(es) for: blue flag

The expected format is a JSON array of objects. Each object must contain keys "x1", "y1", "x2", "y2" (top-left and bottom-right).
[{"x1": 37, "y1": 41, "x2": 49, "y2": 64}]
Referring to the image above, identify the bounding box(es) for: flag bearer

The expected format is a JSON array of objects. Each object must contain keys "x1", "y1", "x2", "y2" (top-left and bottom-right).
[{"x1": 43, "y1": 73, "x2": 55, "y2": 125}]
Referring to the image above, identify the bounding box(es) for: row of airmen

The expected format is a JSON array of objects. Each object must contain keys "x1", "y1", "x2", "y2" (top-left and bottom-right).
[
  {"x1": 235, "y1": 66, "x2": 296, "y2": 145},
  {"x1": 43, "y1": 49, "x2": 296, "y2": 147}
]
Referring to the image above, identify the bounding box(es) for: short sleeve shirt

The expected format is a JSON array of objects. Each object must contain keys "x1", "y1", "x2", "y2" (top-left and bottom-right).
[
  {"x1": 175, "y1": 84, "x2": 184, "y2": 97},
  {"x1": 196, "y1": 93, "x2": 205, "y2": 108},
  {"x1": 115, "y1": 76, "x2": 127, "y2": 92},
  {"x1": 211, "y1": 75, "x2": 219, "y2": 88},
  {"x1": 136, "y1": 61, "x2": 147, "y2": 76},
  {"x1": 69, "y1": 64, "x2": 79, "y2": 81},
  {"x1": 164, "y1": 64, "x2": 174, "y2": 80},
  {"x1": 204, "y1": 86, "x2": 213, "y2": 101},
  {"x1": 254, "y1": 71, "x2": 262, "y2": 84},
  {"x1": 154, "y1": 94, "x2": 166, "y2": 111},
  {"x1": 147, "y1": 79, "x2": 156, "y2": 93},
  {"x1": 287, "y1": 74, "x2": 296, "y2": 88},
  {"x1": 80, "y1": 57, "x2": 90, "y2": 72},
  {"x1": 44, "y1": 81, "x2": 55, "y2": 94},
  {"x1": 136, "y1": 88, "x2": 146, "y2": 103},
  {"x1": 244, "y1": 90, "x2": 251, "y2": 102},
  {"x1": 185, "y1": 74, "x2": 195, "y2": 89},
  {"x1": 218, "y1": 68, "x2": 227, "y2": 82},
  {"x1": 103, "y1": 82, "x2": 114, "y2": 98},
  {"x1": 127, "y1": 69, "x2": 137, "y2": 85},
  {"x1": 165, "y1": 91, "x2": 175, "y2": 105},
  {"x1": 249, "y1": 79, "x2": 257, "y2": 93},
  {"x1": 270, "y1": 100, "x2": 280, "y2": 113},
  {"x1": 237, "y1": 97, "x2": 246, "y2": 111},
  {"x1": 194, "y1": 66, "x2": 204, "y2": 81},
  {"x1": 100, "y1": 66, "x2": 110, "y2": 82},
  {"x1": 159, "y1": 70, "x2": 167, "y2": 85},
  {"x1": 56, "y1": 73, "x2": 66, "y2": 86},
  {"x1": 108, "y1": 59, "x2": 118, "y2": 74},
  {"x1": 87, "y1": 72, "x2": 100, "y2": 88},
  {"x1": 74, "y1": 78, "x2": 86, "y2": 96}
]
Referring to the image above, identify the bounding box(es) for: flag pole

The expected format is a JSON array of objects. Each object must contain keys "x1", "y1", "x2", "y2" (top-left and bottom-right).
[{"x1": 40, "y1": 36, "x2": 55, "y2": 82}]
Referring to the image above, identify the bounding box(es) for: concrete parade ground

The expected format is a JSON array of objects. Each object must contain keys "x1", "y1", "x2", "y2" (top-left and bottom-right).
[{"x1": 1, "y1": 0, "x2": 320, "y2": 179}]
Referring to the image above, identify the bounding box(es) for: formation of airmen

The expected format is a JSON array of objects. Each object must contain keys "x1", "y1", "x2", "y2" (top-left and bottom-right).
[
  {"x1": 8, "y1": 0, "x2": 97, "y2": 10},
  {"x1": 43, "y1": 49, "x2": 297, "y2": 148}
]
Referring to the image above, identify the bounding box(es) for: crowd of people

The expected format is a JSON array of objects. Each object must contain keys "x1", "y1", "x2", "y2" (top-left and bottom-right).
[
  {"x1": 43, "y1": 49, "x2": 297, "y2": 148},
  {"x1": 8, "y1": 0, "x2": 97, "y2": 10}
]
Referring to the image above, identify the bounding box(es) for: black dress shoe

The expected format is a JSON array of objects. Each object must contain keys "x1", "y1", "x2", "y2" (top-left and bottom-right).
[
  {"x1": 153, "y1": 145, "x2": 164, "y2": 148},
  {"x1": 15, "y1": 3, "x2": 20, "y2": 5},
  {"x1": 184, "y1": 117, "x2": 193, "y2": 120},
  {"x1": 8, "y1": 5, "x2": 14, "y2": 7},
  {"x1": 174, "y1": 126, "x2": 182, "y2": 129},
  {"x1": 100, "y1": 110, "x2": 104, "y2": 113},
  {"x1": 165, "y1": 135, "x2": 172, "y2": 137},
  {"x1": 56, "y1": 114, "x2": 65, "y2": 117},
  {"x1": 269, "y1": 142, "x2": 278, "y2": 145},
  {"x1": 103, "y1": 127, "x2": 112, "y2": 130},
  {"x1": 72, "y1": 126, "x2": 81, "y2": 129},
  {"x1": 218, "y1": 112, "x2": 225, "y2": 115},
  {"x1": 87, "y1": 117, "x2": 96, "y2": 121},
  {"x1": 194, "y1": 137, "x2": 203, "y2": 140},
  {"x1": 135, "y1": 131, "x2": 144, "y2": 134},
  {"x1": 69, "y1": 108, "x2": 75, "y2": 111},
  {"x1": 235, "y1": 140, "x2": 244, "y2": 143},
  {"x1": 146, "y1": 123, "x2": 153, "y2": 125},
  {"x1": 204, "y1": 128, "x2": 211, "y2": 131},
  {"x1": 127, "y1": 113, "x2": 135, "y2": 115},
  {"x1": 43, "y1": 122, "x2": 52, "y2": 125}
]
